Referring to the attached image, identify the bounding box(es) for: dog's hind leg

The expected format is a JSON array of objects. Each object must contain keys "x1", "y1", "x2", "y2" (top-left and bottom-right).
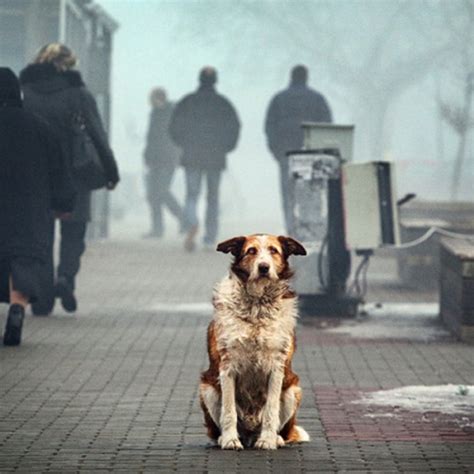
[
  {"x1": 279, "y1": 385, "x2": 300, "y2": 430},
  {"x1": 199, "y1": 383, "x2": 221, "y2": 441},
  {"x1": 279, "y1": 385, "x2": 310, "y2": 444}
]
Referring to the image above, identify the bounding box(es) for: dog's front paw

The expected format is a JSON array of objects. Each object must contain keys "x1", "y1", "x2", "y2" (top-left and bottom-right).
[
  {"x1": 255, "y1": 432, "x2": 278, "y2": 450},
  {"x1": 218, "y1": 433, "x2": 243, "y2": 450}
]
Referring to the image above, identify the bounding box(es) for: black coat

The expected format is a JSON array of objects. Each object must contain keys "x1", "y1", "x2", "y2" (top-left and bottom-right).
[
  {"x1": 144, "y1": 102, "x2": 180, "y2": 168},
  {"x1": 169, "y1": 85, "x2": 240, "y2": 170},
  {"x1": 0, "y1": 105, "x2": 75, "y2": 262},
  {"x1": 19, "y1": 63, "x2": 119, "y2": 221},
  {"x1": 264, "y1": 82, "x2": 332, "y2": 160}
]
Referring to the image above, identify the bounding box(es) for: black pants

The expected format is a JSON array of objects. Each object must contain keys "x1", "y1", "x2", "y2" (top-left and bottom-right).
[
  {"x1": 57, "y1": 220, "x2": 87, "y2": 289},
  {"x1": 32, "y1": 219, "x2": 87, "y2": 313}
]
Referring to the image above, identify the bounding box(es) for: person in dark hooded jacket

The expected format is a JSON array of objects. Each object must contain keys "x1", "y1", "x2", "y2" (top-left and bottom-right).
[
  {"x1": 169, "y1": 67, "x2": 240, "y2": 251},
  {"x1": 0, "y1": 67, "x2": 75, "y2": 345},
  {"x1": 20, "y1": 43, "x2": 120, "y2": 314},
  {"x1": 265, "y1": 65, "x2": 332, "y2": 234},
  {"x1": 143, "y1": 87, "x2": 183, "y2": 238}
]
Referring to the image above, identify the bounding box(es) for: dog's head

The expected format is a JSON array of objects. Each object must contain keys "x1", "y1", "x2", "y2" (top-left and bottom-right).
[{"x1": 216, "y1": 234, "x2": 306, "y2": 283}]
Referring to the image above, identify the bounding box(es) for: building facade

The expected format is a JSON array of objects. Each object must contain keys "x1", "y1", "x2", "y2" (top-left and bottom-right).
[{"x1": 0, "y1": 0, "x2": 118, "y2": 238}]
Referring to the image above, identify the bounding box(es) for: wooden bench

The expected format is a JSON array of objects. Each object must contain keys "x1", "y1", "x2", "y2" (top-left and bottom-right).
[{"x1": 439, "y1": 239, "x2": 474, "y2": 342}]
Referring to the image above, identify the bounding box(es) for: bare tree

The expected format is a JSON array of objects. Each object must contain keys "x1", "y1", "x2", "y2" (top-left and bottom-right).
[
  {"x1": 437, "y1": 0, "x2": 474, "y2": 199},
  {"x1": 176, "y1": 0, "x2": 453, "y2": 160}
]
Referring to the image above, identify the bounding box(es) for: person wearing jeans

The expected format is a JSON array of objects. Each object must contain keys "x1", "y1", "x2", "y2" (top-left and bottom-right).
[
  {"x1": 184, "y1": 168, "x2": 221, "y2": 246},
  {"x1": 169, "y1": 67, "x2": 240, "y2": 251}
]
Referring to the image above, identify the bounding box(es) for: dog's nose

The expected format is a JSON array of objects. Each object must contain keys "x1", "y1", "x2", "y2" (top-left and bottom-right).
[{"x1": 258, "y1": 263, "x2": 270, "y2": 275}]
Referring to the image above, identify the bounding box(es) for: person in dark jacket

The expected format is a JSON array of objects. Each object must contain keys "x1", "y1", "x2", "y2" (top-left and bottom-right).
[
  {"x1": 143, "y1": 87, "x2": 182, "y2": 238},
  {"x1": 20, "y1": 43, "x2": 120, "y2": 314},
  {"x1": 169, "y1": 67, "x2": 240, "y2": 251},
  {"x1": 265, "y1": 65, "x2": 332, "y2": 234},
  {"x1": 0, "y1": 68, "x2": 75, "y2": 345}
]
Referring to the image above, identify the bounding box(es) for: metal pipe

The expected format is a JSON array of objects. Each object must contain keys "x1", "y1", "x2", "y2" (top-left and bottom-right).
[{"x1": 58, "y1": 0, "x2": 67, "y2": 43}]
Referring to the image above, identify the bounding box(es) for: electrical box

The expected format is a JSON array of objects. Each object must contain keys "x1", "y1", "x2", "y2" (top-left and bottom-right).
[
  {"x1": 302, "y1": 123, "x2": 355, "y2": 161},
  {"x1": 342, "y1": 161, "x2": 400, "y2": 251},
  {"x1": 288, "y1": 152, "x2": 340, "y2": 295},
  {"x1": 287, "y1": 123, "x2": 355, "y2": 296}
]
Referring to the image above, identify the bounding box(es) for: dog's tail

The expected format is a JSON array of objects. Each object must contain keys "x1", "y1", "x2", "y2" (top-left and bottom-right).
[
  {"x1": 287, "y1": 425, "x2": 310, "y2": 444},
  {"x1": 295, "y1": 425, "x2": 310, "y2": 442}
]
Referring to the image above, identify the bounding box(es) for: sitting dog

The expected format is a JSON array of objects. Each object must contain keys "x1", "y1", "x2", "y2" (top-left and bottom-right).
[{"x1": 199, "y1": 234, "x2": 309, "y2": 450}]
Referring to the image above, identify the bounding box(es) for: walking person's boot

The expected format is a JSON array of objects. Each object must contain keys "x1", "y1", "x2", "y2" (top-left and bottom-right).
[
  {"x1": 55, "y1": 276, "x2": 77, "y2": 313},
  {"x1": 3, "y1": 304, "x2": 25, "y2": 346}
]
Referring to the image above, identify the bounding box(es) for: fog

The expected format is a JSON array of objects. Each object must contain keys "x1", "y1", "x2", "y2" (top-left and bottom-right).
[{"x1": 96, "y1": 0, "x2": 473, "y2": 239}]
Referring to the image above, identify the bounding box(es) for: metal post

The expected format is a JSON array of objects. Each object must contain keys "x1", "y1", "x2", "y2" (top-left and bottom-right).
[{"x1": 59, "y1": 0, "x2": 67, "y2": 43}]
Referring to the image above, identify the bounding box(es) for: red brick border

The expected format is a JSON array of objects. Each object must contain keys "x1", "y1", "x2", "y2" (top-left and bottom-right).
[{"x1": 315, "y1": 386, "x2": 474, "y2": 442}]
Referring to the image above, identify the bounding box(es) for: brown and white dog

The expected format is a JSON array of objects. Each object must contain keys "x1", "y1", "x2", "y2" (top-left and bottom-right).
[{"x1": 199, "y1": 234, "x2": 309, "y2": 450}]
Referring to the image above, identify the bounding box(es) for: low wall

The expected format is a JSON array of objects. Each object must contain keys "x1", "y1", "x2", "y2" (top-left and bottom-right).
[
  {"x1": 397, "y1": 201, "x2": 474, "y2": 288},
  {"x1": 439, "y1": 238, "x2": 474, "y2": 343}
]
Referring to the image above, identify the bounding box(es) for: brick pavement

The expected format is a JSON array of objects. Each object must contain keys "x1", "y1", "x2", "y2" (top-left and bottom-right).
[{"x1": 0, "y1": 240, "x2": 473, "y2": 473}]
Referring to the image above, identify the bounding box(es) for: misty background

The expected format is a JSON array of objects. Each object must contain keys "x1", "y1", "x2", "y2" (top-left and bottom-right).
[{"x1": 96, "y1": 0, "x2": 473, "y2": 239}]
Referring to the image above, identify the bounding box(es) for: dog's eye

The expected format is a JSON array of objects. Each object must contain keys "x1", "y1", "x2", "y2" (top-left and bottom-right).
[
  {"x1": 247, "y1": 247, "x2": 257, "y2": 255},
  {"x1": 269, "y1": 246, "x2": 279, "y2": 255}
]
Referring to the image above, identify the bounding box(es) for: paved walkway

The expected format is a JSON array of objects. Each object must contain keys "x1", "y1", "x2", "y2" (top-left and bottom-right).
[{"x1": 0, "y1": 241, "x2": 473, "y2": 473}]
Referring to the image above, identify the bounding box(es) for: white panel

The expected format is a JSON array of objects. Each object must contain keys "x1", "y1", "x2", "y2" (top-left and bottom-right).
[
  {"x1": 342, "y1": 161, "x2": 400, "y2": 250},
  {"x1": 302, "y1": 123, "x2": 355, "y2": 161},
  {"x1": 342, "y1": 162, "x2": 382, "y2": 250}
]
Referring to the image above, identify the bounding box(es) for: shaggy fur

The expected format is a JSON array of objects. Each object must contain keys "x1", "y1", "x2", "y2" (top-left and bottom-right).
[{"x1": 200, "y1": 234, "x2": 310, "y2": 450}]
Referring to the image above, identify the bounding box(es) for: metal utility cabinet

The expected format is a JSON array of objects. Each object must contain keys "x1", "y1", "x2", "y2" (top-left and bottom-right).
[
  {"x1": 288, "y1": 123, "x2": 356, "y2": 315},
  {"x1": 342, "y1": 161, "x2": 400, "y2": 251},
  {"x1": 289, "y1": 152, "x2": 339, "y2": 294},
  {"x1": 289, "y1": 123, "x2": 401, "y2": 316}
]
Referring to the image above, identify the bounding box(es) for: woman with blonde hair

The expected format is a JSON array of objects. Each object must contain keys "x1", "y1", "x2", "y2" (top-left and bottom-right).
[
  {"x1": 19, "y1": 43, "x2": 120, "y2": 315},
  {"x1": 34, "y1": 43, "x2": 78, "y2": 71}
]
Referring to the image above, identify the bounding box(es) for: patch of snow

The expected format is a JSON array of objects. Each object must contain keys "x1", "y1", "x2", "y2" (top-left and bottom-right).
[
  {"x1": 327, "y1": 302, "x2": 449, "y2": 341},
  {"x1": 152, "y1": 302, "x2": 213, "y2": 314},
  {"x1": 455, "y1": 417, "x2": 474, "y2": 429},
  {"x1": 354, "y1": 384, "x2": 474, "y2": 415},
  {"x1": 364, "y1": 413, "x2": 400, "y2": 419}
]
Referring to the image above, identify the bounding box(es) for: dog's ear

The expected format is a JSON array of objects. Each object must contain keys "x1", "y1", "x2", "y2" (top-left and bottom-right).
[
  {"x1": 216, "y1": 236, "x2": 246, "y2": 257},
  {"x1": 278, "y1": 236, "x2": 307, "y2": 257}
]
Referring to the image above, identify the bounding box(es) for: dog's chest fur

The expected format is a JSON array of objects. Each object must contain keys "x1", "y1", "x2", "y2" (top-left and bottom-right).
[
  {"x1": 213, "y1": 274, "x2": 297, "y2": 375},
  {"x1": 212, "y1": 274, "x2": 297, "y2": 430}
]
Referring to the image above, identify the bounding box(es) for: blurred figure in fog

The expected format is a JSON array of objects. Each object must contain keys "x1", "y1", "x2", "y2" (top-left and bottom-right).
[
  {"x1": 20, "y1": 43, "x2": 120, "y2": 315},
  {"x1": 0, "y1": 68, "x2": 75, "y2": 345},
  {"x1": 265, "y1": 65, "x2": 332, "y2": 234},
  {"x1": 169, "y1": 67, "x2": 240, "y2": 251},
  {"x1": 143, "y1": 87, "x2": 183, "y2": 238}
]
